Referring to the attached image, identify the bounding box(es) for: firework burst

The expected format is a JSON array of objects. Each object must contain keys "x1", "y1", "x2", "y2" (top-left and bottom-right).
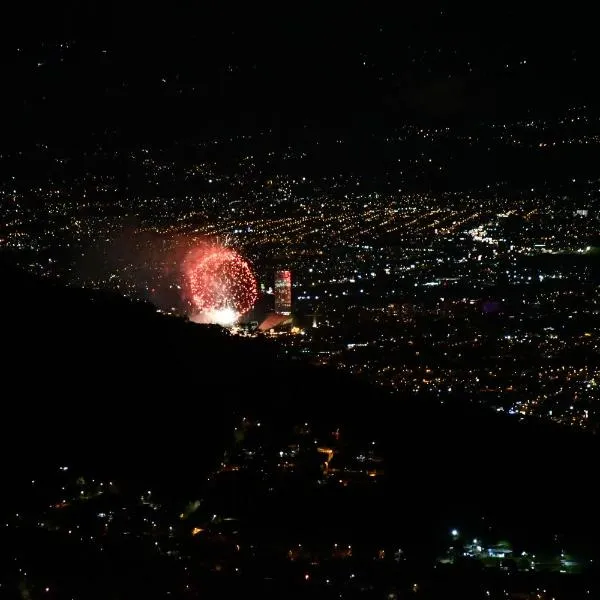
[{"x1": 183, "y1": 241, "x2": 258, "y2": 325}]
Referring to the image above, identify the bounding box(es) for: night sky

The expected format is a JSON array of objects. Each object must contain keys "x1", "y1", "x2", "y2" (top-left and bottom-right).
[{"x1": 0, "y1": 4, "x2": 596, "y2": 144}]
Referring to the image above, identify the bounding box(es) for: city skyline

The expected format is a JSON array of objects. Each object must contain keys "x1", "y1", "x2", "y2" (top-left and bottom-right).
[{"x1": 0, "y1": 5, "x2": 599, "y2": 599}]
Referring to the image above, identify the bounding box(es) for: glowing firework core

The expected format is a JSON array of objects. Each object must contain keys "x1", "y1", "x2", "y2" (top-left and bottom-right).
[{"x1": 184, "y1": 244, "x2": 258, "y2": 325}]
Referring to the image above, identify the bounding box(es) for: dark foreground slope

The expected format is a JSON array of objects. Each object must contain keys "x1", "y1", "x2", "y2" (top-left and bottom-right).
[
  {"x1": 0, "y1": 263, "x2": 268, "y2": 481},
  {"x1": 1, "y1": 263, "x2": 598, "y2": 549}
]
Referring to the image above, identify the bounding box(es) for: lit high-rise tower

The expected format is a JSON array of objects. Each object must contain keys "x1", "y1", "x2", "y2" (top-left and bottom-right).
[{"x1": 274, "y1": 270, "x2": 292, "y2": 314}]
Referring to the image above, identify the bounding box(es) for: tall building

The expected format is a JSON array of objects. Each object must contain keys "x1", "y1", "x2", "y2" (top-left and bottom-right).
[{"x1": 274, "y1": 270, "x2": 292, "y2": 314}]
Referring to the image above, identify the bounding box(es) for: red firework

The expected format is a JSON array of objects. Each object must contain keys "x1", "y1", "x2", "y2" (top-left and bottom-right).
[{"x1": 183, "y1": 243, "x2": 258, "y2": 317}]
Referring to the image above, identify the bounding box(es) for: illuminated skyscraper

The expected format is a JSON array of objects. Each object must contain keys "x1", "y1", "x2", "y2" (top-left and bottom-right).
[{"x1": 274, "y1": 270, "x2": 292, "y2": 314}]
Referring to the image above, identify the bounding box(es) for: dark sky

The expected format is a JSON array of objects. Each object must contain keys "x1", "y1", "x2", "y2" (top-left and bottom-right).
[{"x1": 0, "y1": 4, "x2": 596, "y2": 143}]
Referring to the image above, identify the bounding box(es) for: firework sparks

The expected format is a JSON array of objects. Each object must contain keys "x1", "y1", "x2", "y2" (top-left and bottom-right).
[{"x1": 183, "y1": 242, "x2": 258, "y2": 325}]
